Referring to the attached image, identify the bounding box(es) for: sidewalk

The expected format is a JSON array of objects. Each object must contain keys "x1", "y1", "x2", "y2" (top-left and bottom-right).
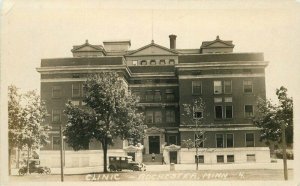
[{"x1": 11, "y1": 159, "x2": 293, "y2": 175}]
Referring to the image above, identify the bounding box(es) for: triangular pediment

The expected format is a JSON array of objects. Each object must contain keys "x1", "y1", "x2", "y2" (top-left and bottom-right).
[
  {"x1": 207, "y1": 41, "x2": 232, "y2": 48},
  {"x1": 74, "y1": 45, "x2": 102, "y2": 52},
  {"x1": 145, "y1": 127, "x2": 165, "y2": 134},
  {"x1": 201, "y1": 36, "x2": 234, "y2": 49},
  {"x1": 126, "y1": 43, "x2": 178, "y2": 56},
  {"x1": 71, "y1": 40, "x2": 106, "y2": 54}
]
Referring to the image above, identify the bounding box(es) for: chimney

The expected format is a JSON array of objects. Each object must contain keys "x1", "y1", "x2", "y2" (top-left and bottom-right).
[{"x1": 169, "y1": 34, "x2": 177, "y2": 49}]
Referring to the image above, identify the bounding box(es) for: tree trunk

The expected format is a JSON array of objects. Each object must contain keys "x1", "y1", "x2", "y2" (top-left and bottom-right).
[
  {"x1": 281, "y1": 123, "x2": 288, "y2": 180},
  {"x1": 27, "y1": 147, "x2": 30, "y2": 174},
  {"x1": 102, "y1": 138, "x2": 108, "y2": 173},
  {"x1": 17, "y1": 148, "x2": 20, "y2": 168},
  {"x1": 8, "y1": 148, "x2": 12, "y2": 176}
]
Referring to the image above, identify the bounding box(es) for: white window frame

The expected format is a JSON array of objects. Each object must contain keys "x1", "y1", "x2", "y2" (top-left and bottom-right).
[
  {"x1": 243, "y1": 80, "x2": 253, "y2": 93},
  {"x1": 244, "y1": 105, "x2": 254, "y2": 117},
  {"x1": 192, "y1": 81, "x2": 202, "y2": 95},
  {"x1": 245, "y1": 133, "x2": 255, "y2": 147},
  {"x1": 225, "y1": 105, "x2": 233, "y2": 119},
  {"x1": 215, "y1": 133, "x2": 224, "y2": 148},
  {"x1": 72, "y1": 84, "x2": 81, "y2": 97},
  {"x1": 224, "y1": 80, "x2": 232, "y2": 94},
  {"x1": 214, "y1": 81, "x2": 222, "y2": 94},
  {"x1": 226, "y1": 133, "x2": 234, "y2": 148},
  {"x1": 215, "y1": 105, "x2": 223, "y2": 119}
]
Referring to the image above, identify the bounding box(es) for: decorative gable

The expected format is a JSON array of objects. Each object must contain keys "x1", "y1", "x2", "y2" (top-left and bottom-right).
[
  {"x1": 200, "y1": 36, "x2": 234, "y2": 54},
  {"x1": 126, "y1": 41, "x2": 178, "y2": 56},
  {"x1": 71, "y1": 40, "x2": 107, "y2": 57}
]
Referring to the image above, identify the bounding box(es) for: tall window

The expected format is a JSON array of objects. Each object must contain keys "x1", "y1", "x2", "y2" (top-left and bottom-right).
[
  {"x1": 154, "y1": 111, "x2": 162, "y2": 123},
  {"x1": 214, "y1": 81, "x2": 222, "y2": 94},
  {"x1": 225, "y1": 106, "x2": 233, "y2": 119},
  {"x1": 243, "y1": 80, "x2": 253, "y2": 93},
  {"x1": 215, "y1": 106, "x2": 223, "y2": 119},
  {"x1": 226, "y1": 134, "x2": 234, "y2": 148},
  {"x1": 216, "y1": 134, "x2": 224, "y2": 148},
  {"x1": 72, "y1": 84, "x2": 81, "y2": 97},
  {"x1": 52, "y1": 109, "x2": 61, "y2": 123},
  {"x1": 146, "y1": 111, "x2": 154, "y2": 123},
  {"x1": 52, "y1": 136, "x2": 61, "y2": 150},
  {"x1": 166, "y1": 110, "x2": 175, "y2": 123},
  {"x1": 192, "y1": 81, "x2": 202, "y2": 95},
  {"x1": 245, "y1": 133, "x2": 255, "y2": 147},
  {"x1": 52, "y1": 86, "x2": 62, "y2": 98},
  {"x1": 154, "y1": 90, "x2": 161, "y2": 101},
  {"x1": 166, "y1": 89, "x2": 175, "y2": 101},
  {"x1": 146, "y1": 90, "x2": 153, "y2": 101},
  {"x1": 245, "y1": 105, "x2": 254, "y2": 117},
  {"x1": 224, "y1": 80, "x2": 232, "y2": 94}
]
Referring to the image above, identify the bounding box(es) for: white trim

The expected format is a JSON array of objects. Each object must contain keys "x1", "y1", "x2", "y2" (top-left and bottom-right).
[
  {"x1": 42, "y1": 78, "x2": 87, "y2": 82},
  {"x1": 179, "y1": 126, "x2": 260, "y2": 132},
  {"x1": 175, "y1": 61, "x2": 269, "y2": 68},
  {"x1": 129, "y1": 84, "x2": 178, "y2": 88},
  {"x1": 179, "y1": 73, "x2": 265, "y2": 79}
]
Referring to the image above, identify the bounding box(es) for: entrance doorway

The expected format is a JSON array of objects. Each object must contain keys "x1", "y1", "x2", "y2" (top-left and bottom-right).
[
  {"x1": 169, "y1": 151, "x2": 177, "y2": 164},
  {"x1": 148, "y1": 136, "x2": 160, "y2": 154}
]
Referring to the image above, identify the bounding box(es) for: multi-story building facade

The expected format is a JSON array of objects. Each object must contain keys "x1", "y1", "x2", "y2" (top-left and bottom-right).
[{"x1": 37, "y1": 35, "x2": 270, "y2": 168}]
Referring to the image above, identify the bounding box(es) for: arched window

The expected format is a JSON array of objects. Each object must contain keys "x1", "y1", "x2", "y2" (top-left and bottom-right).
[
  {"x1": 159, "y1": 59, "x2": 166, "y2": 65},
  {"x1": 169, "y1": 59, "x2": 175, "y2": 65},
  {"x1": 141, "y1": 60, "x2": 147, "y2": 65},
  {"x1": 150, "y1": 60, "x2": 156, "y2": 65}
]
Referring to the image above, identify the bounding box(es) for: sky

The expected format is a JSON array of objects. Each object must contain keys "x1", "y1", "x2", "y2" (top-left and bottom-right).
[{"x1": 1, "y1": 0, "x2": 300, "y2": 103}]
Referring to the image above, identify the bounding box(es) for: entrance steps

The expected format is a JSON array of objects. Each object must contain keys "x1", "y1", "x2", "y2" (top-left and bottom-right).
[{"x1": 142, "y1": 154, "x2": 163, "y2": 165}]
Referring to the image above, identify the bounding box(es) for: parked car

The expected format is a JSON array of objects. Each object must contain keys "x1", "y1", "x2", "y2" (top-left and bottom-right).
[
  {"x1": 18, "y1": 159, "x2": 51, "y2": 175},
  {"x1": 108, "y1": 156, "x2": 146, "y2": 172}
]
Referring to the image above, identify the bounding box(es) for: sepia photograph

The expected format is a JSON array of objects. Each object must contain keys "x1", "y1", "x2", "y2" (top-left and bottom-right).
[{"x1": 1, "y1": 0, "x2": 299, "y2": 186}]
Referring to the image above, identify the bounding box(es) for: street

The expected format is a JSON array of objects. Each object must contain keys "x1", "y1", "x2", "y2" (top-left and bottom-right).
[{"x1": 10, "y1": 169, "x2": 293, "y2": 181}]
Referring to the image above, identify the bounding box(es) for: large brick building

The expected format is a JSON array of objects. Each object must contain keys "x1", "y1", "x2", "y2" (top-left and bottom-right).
[{"x1": 37, "y1": 35, "x2": 270, "y2": 167}]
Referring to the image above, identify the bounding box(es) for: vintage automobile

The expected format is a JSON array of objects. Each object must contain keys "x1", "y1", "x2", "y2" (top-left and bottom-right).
[
  {"x1": 18, "y1": 159, "x2": 51, "y2": 175},
  {"x1": 108, "y1": 156, "x2": 146, "y2": 172}
]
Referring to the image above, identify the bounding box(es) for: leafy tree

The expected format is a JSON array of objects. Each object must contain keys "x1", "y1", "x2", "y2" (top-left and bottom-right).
[
  {"x1": 181, "y1": 97, "x2": 206, "y2": 170},
  {"x1": 8, "y1": 86, "x2": 49, "y2": 174},
  {"x1": 64, "y1": 72, "x2": 144, "y2": 173},
  {"x1": 8, "y1": 85, "x2": 23, "y2": 175},
  {"x1": 253, "y1": 86, "x2": 293, "y2": 145}
]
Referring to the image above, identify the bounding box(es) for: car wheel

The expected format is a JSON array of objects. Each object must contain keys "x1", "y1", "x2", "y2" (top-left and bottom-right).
[
  {"x1": 45, "y1": 168, "x2": 51, "y2": 174},
  {"x1": 109, "y1": 165, "x2": 116, "y2": 172},
  {"x1": 133, "y1": 167, "x2": 139, "y2": 171}
]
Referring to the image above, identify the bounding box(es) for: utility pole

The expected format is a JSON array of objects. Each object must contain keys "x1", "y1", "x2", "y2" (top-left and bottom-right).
[
  {"x1": 60, "y1": 125, "x2": 64, "y2": 182},
  {"x1": 195, "y1": 119, "x2": 199, "y2": 171},
  {"x1": 281, "y1": 122, "x2": 288, "y2": 180}
]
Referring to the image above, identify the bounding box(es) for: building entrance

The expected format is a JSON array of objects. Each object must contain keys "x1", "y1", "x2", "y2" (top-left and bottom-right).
[
  {"x1": 169, "y1": 151, "x2": 177, "y2": 164},
  {"x1": 148, "y1": 136, "x2": 160, "y2": 154}
]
